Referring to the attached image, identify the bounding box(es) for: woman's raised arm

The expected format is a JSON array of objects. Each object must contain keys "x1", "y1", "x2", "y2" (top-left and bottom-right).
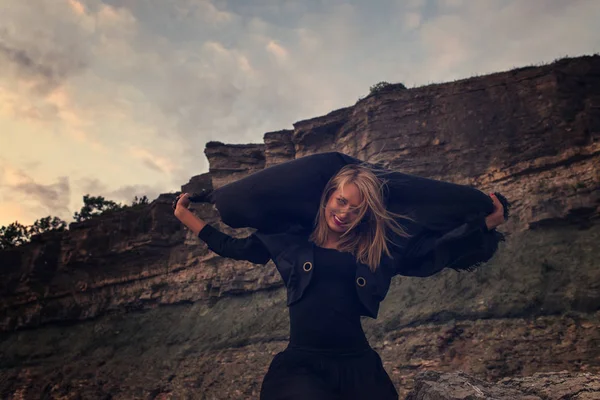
[{"x1": 174, "y1": 193, "x2": 271, "y2": 265}]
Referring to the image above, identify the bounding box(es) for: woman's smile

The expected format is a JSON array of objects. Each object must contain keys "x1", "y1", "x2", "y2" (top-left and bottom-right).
[{"x1": 333, "y1": 214, "x2": 347, "y2": 227}]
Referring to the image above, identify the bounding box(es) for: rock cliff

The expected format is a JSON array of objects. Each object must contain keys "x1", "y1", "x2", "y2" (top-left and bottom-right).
[{"x1": 1, "y1": 55, "x2": 599, "y2": 399}]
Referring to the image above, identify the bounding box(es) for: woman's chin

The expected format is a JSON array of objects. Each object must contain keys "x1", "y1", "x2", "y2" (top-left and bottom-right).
[{"x1": 327, "y1": 220, "x2": 347, "y2": 233}]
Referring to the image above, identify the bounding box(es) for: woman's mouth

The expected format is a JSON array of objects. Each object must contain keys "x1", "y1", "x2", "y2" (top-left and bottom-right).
[{"x1": 333, "y1": 214, "x2": 346, "y2": 227}]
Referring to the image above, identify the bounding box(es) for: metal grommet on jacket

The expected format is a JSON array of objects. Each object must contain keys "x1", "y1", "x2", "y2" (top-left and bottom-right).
[
  {"x1": 356, "y1": 276, "x2": 366, "y2": 287},
  {"x1": 303, "y1": 262, "x2": 313, "y2": 272}
]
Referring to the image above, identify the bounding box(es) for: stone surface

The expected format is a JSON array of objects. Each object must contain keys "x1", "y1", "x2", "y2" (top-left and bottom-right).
[
  {"x1": 203, "y1": 142, "x2": 266, "y2": 189},
  {"x1": 263, "y1": 129, "x2": 295, "y2": 167},
  {"x1": 406, "y1": 370, "x2": 600, "y2": 400},
  {"x1": 0, "y1": 195, "x2": 282, "y2": 332},
  {"x1": 1, "y1": 55, "x2": 600, "y2": 399}
]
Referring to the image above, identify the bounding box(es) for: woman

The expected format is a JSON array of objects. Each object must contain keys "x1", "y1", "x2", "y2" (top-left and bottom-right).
[{"x1": 174, "y1": 163, "x2": 506, "y2": 400}]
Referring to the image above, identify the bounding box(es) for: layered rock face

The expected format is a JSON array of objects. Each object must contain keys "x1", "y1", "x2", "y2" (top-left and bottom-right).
[{"x1": 1, "y1": 55, "x2": 599, "y2": 399}]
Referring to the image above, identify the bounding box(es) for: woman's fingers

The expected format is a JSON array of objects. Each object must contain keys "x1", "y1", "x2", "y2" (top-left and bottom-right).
[
  {"x1": 179, "y1": 193, "x2": 191, "y2": 208},
  {"x1": 173, "y1": 193, "x2": 191, "y2": 211},
  {"x1": 487, "y1": 193, "x2": 506, "y2": 229},
  {"x1": 490, "y1": 193, "x2": 503, "y2": 214}
]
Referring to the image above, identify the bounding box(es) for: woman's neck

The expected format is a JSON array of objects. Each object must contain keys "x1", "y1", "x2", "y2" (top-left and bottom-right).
[{"x1": 324, "y1": 231, "x2": 342, "y2": 249}]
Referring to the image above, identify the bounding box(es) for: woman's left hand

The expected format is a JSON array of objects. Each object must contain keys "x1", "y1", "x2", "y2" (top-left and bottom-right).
[{"x1": 485, "y1": 193, "x2": 506, "y2": 230}]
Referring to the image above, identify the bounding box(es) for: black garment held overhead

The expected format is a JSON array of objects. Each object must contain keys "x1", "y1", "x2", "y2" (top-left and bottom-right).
[{"x1": 200, "y1": 151, "x2": 510, "y2": 273}]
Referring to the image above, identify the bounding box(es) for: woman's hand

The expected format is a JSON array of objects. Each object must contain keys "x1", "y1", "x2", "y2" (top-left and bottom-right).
[
  {"x1": 173, "y1": 193, "x2": 191, "y2": 213},
  {"x1": 172, "y1": 192, "x2": 207, "y2": 235},
  {"x1": 485, "y1": 193, "x2": 506, "y2": 230}
]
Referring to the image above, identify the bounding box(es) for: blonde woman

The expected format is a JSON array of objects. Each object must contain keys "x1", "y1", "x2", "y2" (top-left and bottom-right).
[{"x1": 174, "y1": 158, "x2": 507, "y2": 400}]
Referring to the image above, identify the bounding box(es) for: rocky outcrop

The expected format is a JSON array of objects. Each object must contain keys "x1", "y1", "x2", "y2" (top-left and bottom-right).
[
  {"x1": 1, "y1": 55, "x2": 599, "y2": 399},
  {"x1": 204, "y1": 142, "x2": 266, "y2": 189},
  {"x1": 406, "y1": 370, "x2": 600, "y2": 399},
  {"x1": 263, "y1": 129, "x2": 295, "y2": 167},
  {"x1": 0, "y1": 196, "x2": 282, "y2": 332}
]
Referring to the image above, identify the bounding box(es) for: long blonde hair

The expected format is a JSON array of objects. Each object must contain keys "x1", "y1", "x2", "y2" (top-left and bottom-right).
[{"x1": 309, "y1": 163, "x2": 414, "y2": 271}]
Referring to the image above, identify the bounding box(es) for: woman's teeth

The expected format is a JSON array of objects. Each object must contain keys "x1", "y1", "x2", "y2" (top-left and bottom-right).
[{"x1": 334, "y1": 215, "x2": 344, "y2": 224}]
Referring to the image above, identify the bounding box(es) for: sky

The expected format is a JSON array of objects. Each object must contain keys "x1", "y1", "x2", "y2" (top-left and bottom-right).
[{"x1": 1, "y1": 0, "x2": 599, "y2": 227}]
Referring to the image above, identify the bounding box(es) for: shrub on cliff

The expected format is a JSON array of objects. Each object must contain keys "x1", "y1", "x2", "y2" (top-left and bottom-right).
[
  {"x1": 369, "y1": 81, "x2": 393, "y2": 94},
  {"x1": 72, "y1": 194, "x2": 124, "y2": 222},
  {"x1": 131, "y1": 195, "x2": 149, "y2": 206},
  {"x1": 356, "y1": 81, "x2": 407, "y2": 103},
  {"x1": 0, "y1": 195, "x2": 150, "y2": 249},
  {"x1": 0, "y1": 217, "x2": 67, "y2": 250}
]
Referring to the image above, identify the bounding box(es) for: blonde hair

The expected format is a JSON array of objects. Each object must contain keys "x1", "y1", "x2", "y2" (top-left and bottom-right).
[{"x1": 309, "y1": 163, "x2": 414, "y2": 272}]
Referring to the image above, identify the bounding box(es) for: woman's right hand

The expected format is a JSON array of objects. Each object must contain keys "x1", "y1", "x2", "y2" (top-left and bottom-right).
[
  {"x1": 172, "y1": 192, "x2": 208, "y2": 234},
  {"x1": 173, "y1": 193, "x2": 191, "y2": 212}
]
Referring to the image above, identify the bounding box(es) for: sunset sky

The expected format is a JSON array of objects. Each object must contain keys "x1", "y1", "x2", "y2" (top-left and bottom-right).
[{"x1": 1, "y1": 0, "x2": 599, "y2": 227}]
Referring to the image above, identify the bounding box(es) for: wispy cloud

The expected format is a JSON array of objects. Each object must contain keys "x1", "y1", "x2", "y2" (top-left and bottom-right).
[
  {"x1": 0, "y1": 161, "x2": 71, "y2": 222},
  {"x1": 129, "y1": 147, "x2": 178, "y2": 175},
  {"x1": 78, "y1": 177, "x2": 164, "y2": 205},
  {"x1": 266, "y1": 40, "x2": 289, "y2": 62}
]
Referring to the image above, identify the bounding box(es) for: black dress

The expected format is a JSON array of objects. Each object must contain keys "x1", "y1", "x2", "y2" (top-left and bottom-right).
[{"x1": 198, "y1": 225, "x2": 399, "y2": 400}]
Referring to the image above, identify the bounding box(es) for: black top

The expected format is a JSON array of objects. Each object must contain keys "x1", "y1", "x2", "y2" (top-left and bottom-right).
[
  {"x1": 289, "y1": 245, "x2": 369, "y2": 350},
  {"x1": 198, "y1": 225, "x2": 369, "y2": 350}
]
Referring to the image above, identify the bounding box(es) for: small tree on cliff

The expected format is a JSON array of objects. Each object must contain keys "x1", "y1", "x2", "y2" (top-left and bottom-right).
[
  {"x1": 369, "y1": 81, "x2": 392, "y2": 94},
  {"x1": 73, "y1": 194, "x2": 123, "y2": 222},
  {"x1": 1, "y1": 194, "x2": 151, "y2": 250},
  {"x1": 29, "y1": 216, "x2": 67, "y2": 236},
  {"x1": 0, "y1": 222, "x2": 28, "y2": 249},
  {"x1": 0, "y1": 216, "x2": 67, "y2": 249},
  {"x1": 131, "y1": 195, "x2": 149, "y2": 206}
]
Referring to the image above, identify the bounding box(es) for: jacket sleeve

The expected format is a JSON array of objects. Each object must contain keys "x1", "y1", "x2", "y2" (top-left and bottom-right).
[
  {"x1": 394, "y1": 216, "x2": 500, "y2": 277},
  {"x1": 197, "y1": 224, "x2": 271, "y2": 265}
]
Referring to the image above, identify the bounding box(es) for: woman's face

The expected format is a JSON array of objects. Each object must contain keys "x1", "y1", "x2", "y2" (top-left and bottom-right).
[{"x1": 324, "y1": 183, "x2": 363, "y2": 234}]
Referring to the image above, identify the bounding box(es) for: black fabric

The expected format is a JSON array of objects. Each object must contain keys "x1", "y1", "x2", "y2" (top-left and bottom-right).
[
  {"x1": 198, "y1": 215, "x2": 495, "y2": 278},
  {"x1": 196, "y1": 220, "x2": 500, "y2": 320},
  {"x1": 260, "y1": 346, "x2": 399, "y2": 400},
  {"x1": 206, "y1": 151, "x2": 509, "y2": 272},
  {"x1": 197, "y1": 224, "x2": 270, "y2": 265},
  {"x1": 289, "y1": 245, "x2": 369, "y2": 350},
  {"x1": 208, "y1": 151, "x2": 505, "y2": 233},
  {"x1": 397, "y1": 215, "x2": 495, "y2": 274},
  {"x1": 197, "y1": 226, "x2": 399, "y2": 399}
]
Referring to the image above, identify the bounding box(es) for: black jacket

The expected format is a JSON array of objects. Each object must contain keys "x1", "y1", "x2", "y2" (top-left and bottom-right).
[{"x1": 199, "y1": 214, "x2": 496, "y2": 319}]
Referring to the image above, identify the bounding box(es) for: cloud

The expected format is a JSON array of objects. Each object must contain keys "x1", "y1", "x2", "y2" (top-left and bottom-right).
[
  {"x1": 68, "y1": 0, "x2": 86, "y2": 15},
  {"x1": 266, "y1": 40, "x2": 289, "y2": 61},
  {"x1": 404, "y1": 12, "x2": 422, "y2": 30},
  {"x1": 12, "y1": 177, "x2": 71, "y2": 215},
  {"x1": 0, "y1": 161, "x2": 71, "y2": 221},
  {"x1": 0, "y1": 39, "x2": 87, "y2": 95},
  {"x1": 0, "y1": 2, "x2": 90, "y2": 96},
  {"x1": 439, "y1": 0, "x2": 464, "y2": 7},
  {"x1": 196, "y1": 0, "x2": 234, "y2": 25},
  {"x1": 78, "y1": 177, "x2": 164, "y2": 204},
  {"x1": 129, "y1": 147, "x2": 178, "y2": 175},
  {"x1": 415, "y1": 0, "x2": 600, "y2": 82}
]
